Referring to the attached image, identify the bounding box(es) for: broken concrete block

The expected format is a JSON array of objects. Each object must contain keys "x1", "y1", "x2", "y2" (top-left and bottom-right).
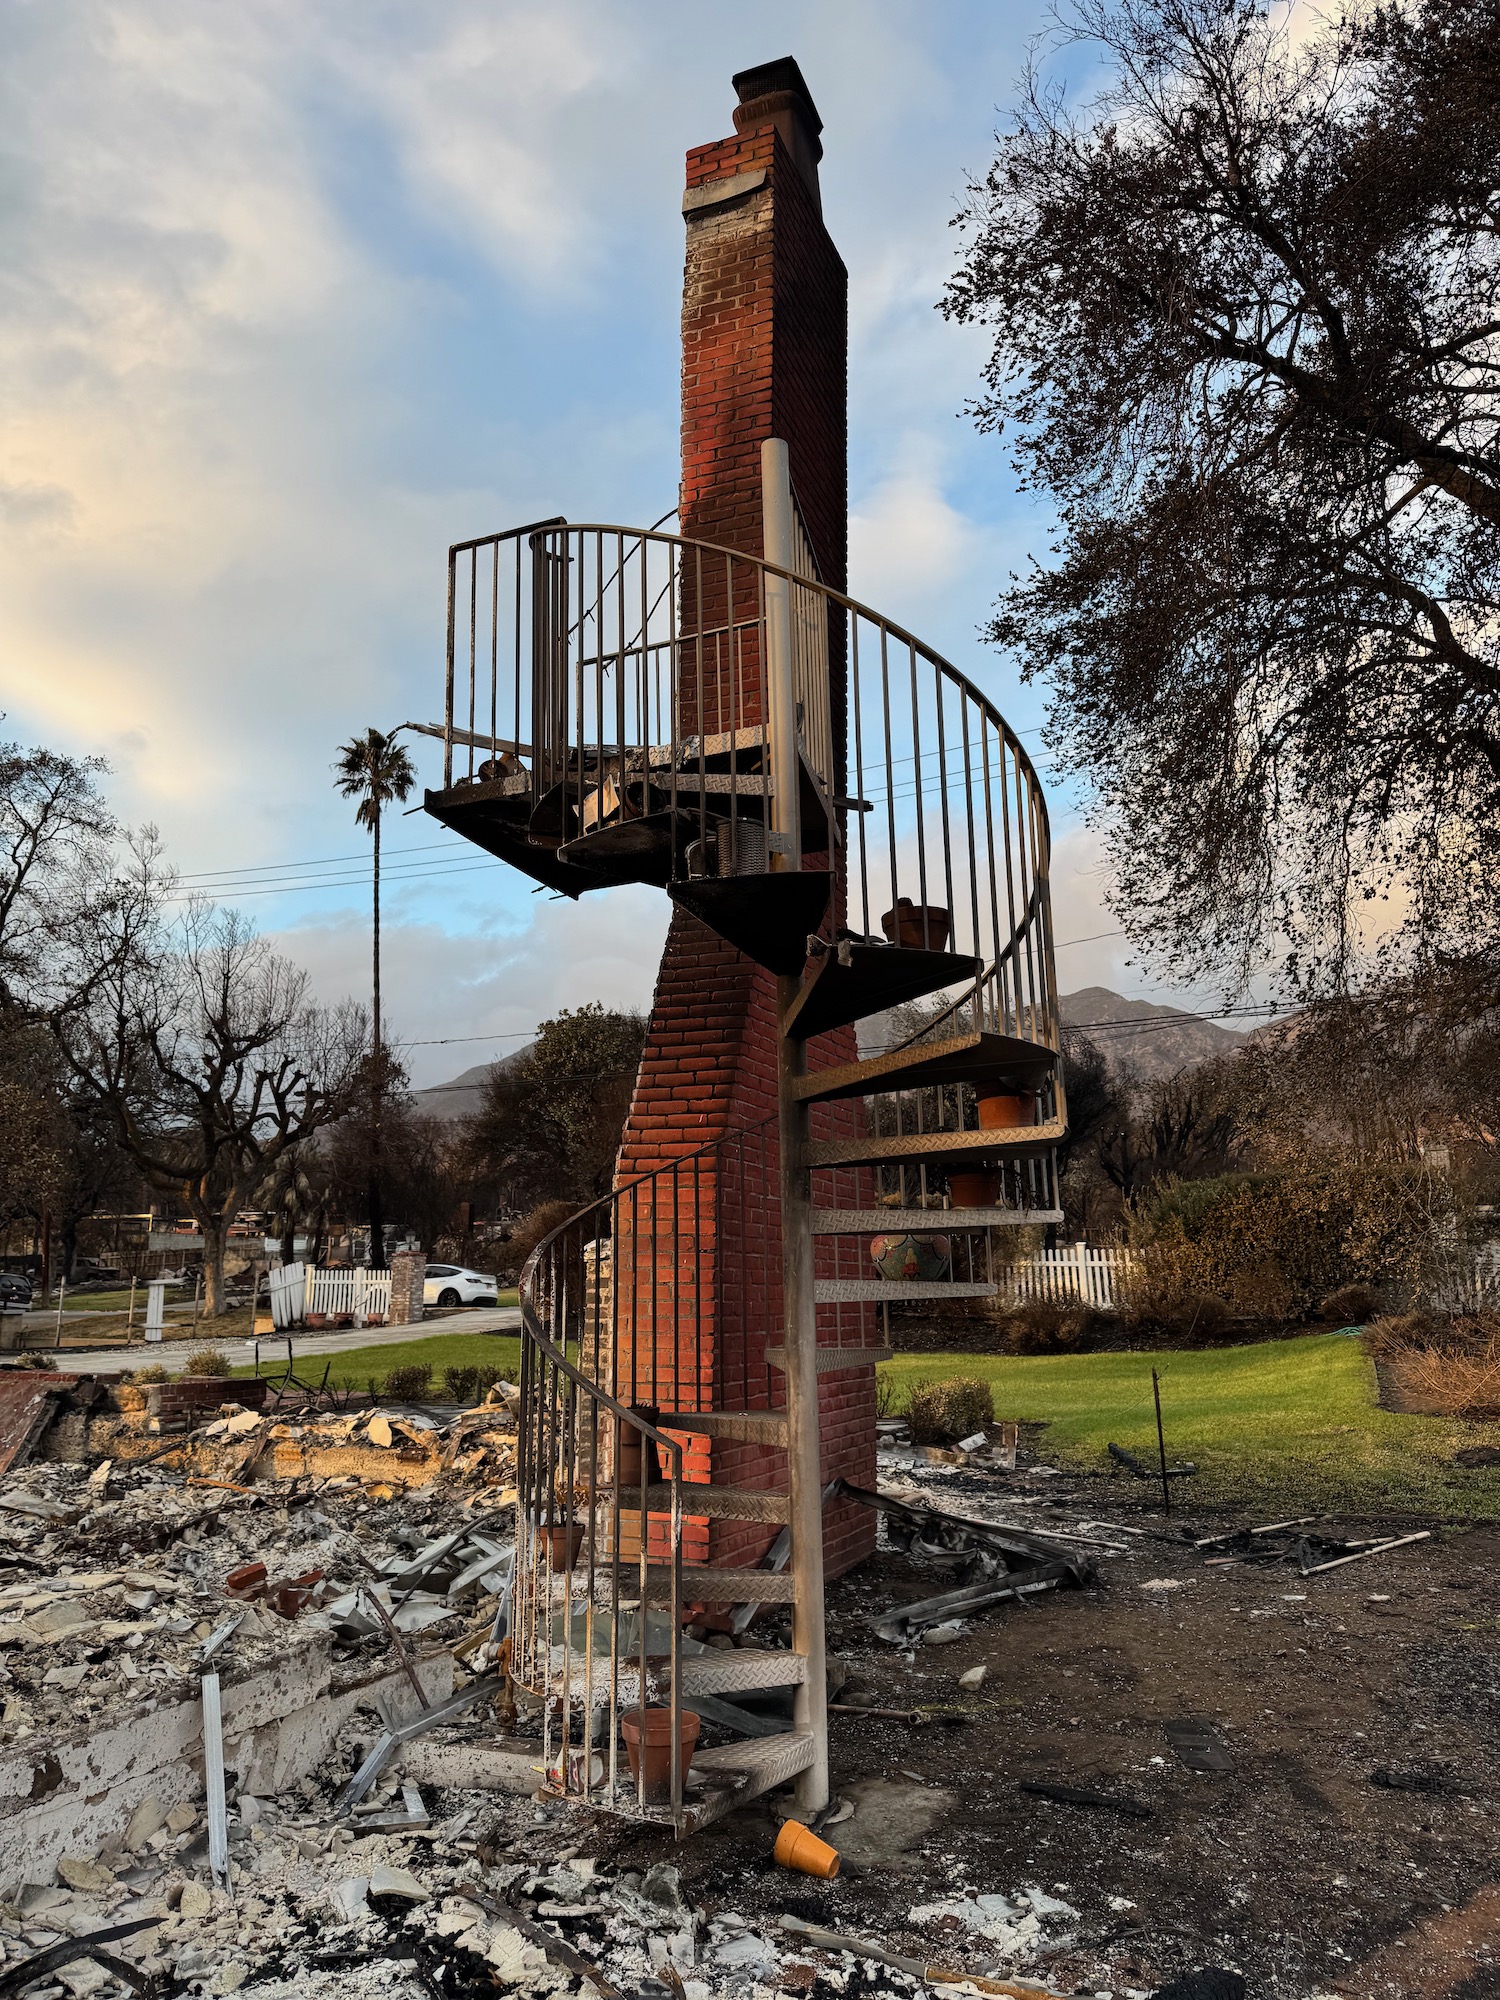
[
  {"x1": 56, "y1": 1855, "x2": 116, "y2": 1892},
  {"x1": 179, "y1": 1880, "x2": 213, "y2": 1919},
  {"x1": 330, "y1": 1876, "x2": 371, "y2": 1921},
  {"x1": 24, "y1": 1600, "x2": 91, "y2": 1641},
  {"x1": 369, "y1": 1864, "x2": 427, "y2": 1902},
  {"x1": 125, "y1": 1794, "x2": 166, "y2": 1851},
  {"x1": 60, "y1": 1960, "x2": 110, "y2": 1998},
  {"x1": 166, "y1": 1803, "x2": 198, "y2": 1835},
  {"x1": 958, "y1": 1665, "x2": 987, "y2": 1690}
]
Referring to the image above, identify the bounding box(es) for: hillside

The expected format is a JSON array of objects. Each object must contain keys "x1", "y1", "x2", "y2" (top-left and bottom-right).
[
  {"x1": 1059, "y1": 986, "x2": 1246, "y2": 1082},
  {"x1": 410, "y1": 1044, "x2": 534, "y2": 1122}
]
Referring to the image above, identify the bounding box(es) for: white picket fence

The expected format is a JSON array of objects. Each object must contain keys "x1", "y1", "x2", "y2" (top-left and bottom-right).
[
  {"x1": 267, "y1": 1262, "x2": 392, "y2": 1330},
  {"x1": 996, "y1": 1243, "x2": 1136, "y2": 1311}
]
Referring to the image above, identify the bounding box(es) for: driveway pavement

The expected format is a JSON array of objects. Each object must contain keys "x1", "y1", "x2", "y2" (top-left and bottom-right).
[{"x1": 16, "y1": 1306, "x2": 522, "y2": 1377}]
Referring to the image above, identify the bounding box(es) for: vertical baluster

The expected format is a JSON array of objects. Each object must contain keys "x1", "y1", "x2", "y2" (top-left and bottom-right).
[
  {"x1": 878, "y1": 626, "x2": 898, "y2": 923},
  {"x1": 931, "y1": 657, "x2": 955, "y2": 952},
  {"x1": 993, "y1": 718, "x2": 1020, "y2": 1041},
  {"x1": 444, "y1": 550, "x2": 456, "y2": 789},
  {"x1": 851, "y1": 616, "x2": 869, "y2": 938},
  {"x1": 907, "y1": 640, "x2": 928, "y2": 939},
  {"x1": 514, "y1": 536, "x2": 523, "y2": 766}
]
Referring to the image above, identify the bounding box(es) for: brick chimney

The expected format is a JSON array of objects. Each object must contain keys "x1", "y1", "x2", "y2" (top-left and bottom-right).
[{"x1": 616, "y1": 62, "x2": 874, "y2": 1580}]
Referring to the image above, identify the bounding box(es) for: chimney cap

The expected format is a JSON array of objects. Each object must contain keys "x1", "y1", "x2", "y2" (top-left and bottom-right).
[{"x1": 732, "y1": 57, "x2": 823, "y2": 140}]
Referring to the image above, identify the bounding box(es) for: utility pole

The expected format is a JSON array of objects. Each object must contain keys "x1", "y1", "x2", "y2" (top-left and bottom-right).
[{"x1": 764, "y1": 438, "x2": 828, "y2": 1814}]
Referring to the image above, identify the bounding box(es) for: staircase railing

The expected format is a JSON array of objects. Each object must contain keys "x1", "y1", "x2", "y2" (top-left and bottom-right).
[
  {"x1": 514, "y1": 1116, "x2": 871, "y2": 1827},
  {"x1": 439, "y1": 522, "x2": 1059, "y2": 1059}
]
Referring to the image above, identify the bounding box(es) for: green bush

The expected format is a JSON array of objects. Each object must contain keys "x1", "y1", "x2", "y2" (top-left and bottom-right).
[
  {"x1": 905, "y1": 1374, "x2": 994, "y2": 1444},
  {"x1": 183, "y1": 1347, "x2": 232, "y2": 1378},
  {"x1": 383, "y1": 1362, "x2": 433, "y2": 1402},
  {"x1": 443, "y1": 1364, "x2": 481, "y2": 1404}
]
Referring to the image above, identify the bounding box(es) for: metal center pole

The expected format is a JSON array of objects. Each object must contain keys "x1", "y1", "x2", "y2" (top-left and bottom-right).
[
  {"x1": 764, "y1": 437, "x2": 827, "y2": 1812},
  {"x1": 777, "y1": 973, "x2": 828, "y2": 1813}
]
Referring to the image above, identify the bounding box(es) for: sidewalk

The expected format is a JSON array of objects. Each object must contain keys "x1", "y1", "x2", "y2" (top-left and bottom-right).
[{"x1": 22, "y1": 1305, "x2": 522, "y2": 1377}]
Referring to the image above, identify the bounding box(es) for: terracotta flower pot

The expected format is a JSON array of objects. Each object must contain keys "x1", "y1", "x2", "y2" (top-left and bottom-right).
[
  {"x1": 616, "y1": 1410, "x2": 661, "y2": 1489},
  {"x1": 620, "y1": 1706, "x2": 700, "y2": 1804},
  {"x1": 977, "y1": 1090, "x2": 1035, "y2": 1131},
  {"x1": 947, "y1": 1170, "x2": 1000, "y2": 1208},
  {"x1": 880, "y1": 898, "x2": 951, "y2": 952},
  {"x1": 774, "y1": 1817, "x2": 842, "y2": 1878},
  {"x1": 542, "y1": 1520, "x2": 584, "y2": 1568}
]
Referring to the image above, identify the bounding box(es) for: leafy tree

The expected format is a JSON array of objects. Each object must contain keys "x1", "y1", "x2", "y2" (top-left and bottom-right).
[
  {"x1": 464, "y1": 1005, "x2": 647, "y2": 1213},
  {"x1": 333, "y1": 726, "x2": 416, "y2": 1267},
  {"x1": 947, "y1": 0, "x2": 1500, "y2": 992}
]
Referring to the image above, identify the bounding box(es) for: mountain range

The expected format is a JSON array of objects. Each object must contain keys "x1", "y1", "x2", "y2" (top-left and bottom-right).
[
  {"x1": 1058, "y1": 986, "x2": 1247, "y2": 1082},
  {"x1": 412, "y1": 988, "x2": 1243, "y2": 1116}
]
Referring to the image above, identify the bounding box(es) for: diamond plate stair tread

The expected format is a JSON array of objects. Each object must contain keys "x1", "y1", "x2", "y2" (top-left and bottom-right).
[
  {"x1": 806, "y1": 1118, "x2": 1067, "y2": 1169},
  {"x1": 812, "y1": 1278, "x2": 996, "y2": 1302},
  {"x1": 793, "y1": 1029, "x2": 1056, "y2": 1104},
  {"x1": 586, "y1": 1728, "x2": 816, "y2": 1832},
  {"x1": 681, "y1": 1649, "x2": 808, "y2": 1694},
  {"x1": 813, "y1": 1206, "x2": 1063, "y2": 1231},
  {"x1": 765, "y1": 1344, "x2": 894, "y2": 1372},
  {"x1": 782, "y1": 943, "x2": 981, "y2": 1040},
  {"x1": 679, "y1": 1728, "x2": 817, "y2": 1827},
  {"x1": 423, "y1": 788, "x2": 597, "y2": 896},
  {"x1": 615, "y1": 1483, "x2": 791, "y2": 1522},
  {"x1": 657, "y1": 1409, "x2": 788, "y2": 1445},
  {"x1": 669, "y1": 871, "x2": 832, "y2": 976},
  {"x1": 641, "y1": 1565, "x2": 797, "y2": 1605}
]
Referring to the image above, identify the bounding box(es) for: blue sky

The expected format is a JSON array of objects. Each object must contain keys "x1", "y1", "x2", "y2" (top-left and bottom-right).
[{"x1": 1, "y1": 0, "x2": 1223, "y2": 1084}]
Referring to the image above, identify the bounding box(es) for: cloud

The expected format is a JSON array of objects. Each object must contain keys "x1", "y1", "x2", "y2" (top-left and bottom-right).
[
  {"x1": 271, "y1": 882, "x2": 670, "y2": 1087},
  {"x1": 0, "y1": 0, "x2": 1134, "y2": 1059},
  {"x1": 849, "y1": 436, "x2": 983, "y2": 606}
]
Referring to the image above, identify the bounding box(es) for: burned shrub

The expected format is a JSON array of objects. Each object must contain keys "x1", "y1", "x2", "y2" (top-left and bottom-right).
[
  {"x1": 443, "y1": 1364, "x2": 481, "y2": 1405},
  {"x1": 905, "y1": 1374, "x2": 995, "y2": 1443},
  {"x1": 383, "y1": 1362, "x2": 433, "y2": 1403},
  {"x1": 1320, "y1": 1282, "x2": 1378, "y2": 1325},
  {"x1": 183, "y1": 1347, "x2": 231, "y2": 1378}
]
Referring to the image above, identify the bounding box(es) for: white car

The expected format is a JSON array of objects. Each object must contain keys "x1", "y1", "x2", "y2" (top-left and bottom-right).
[{"x1": 423, "y1": 1263, "x2": 500, "y2": 1308}]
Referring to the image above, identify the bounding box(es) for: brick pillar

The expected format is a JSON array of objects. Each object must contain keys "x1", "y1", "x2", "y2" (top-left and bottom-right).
[
  {"x1": 388, "y1": 1250, "x2": 426, "y2": 1327},
  {"x1": 617, "y1": 60, "x2": 875, "y2": 1579}
]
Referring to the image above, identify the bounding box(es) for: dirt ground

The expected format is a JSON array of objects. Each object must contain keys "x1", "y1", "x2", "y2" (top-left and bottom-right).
[{"x1": 598, "y1": 1461, "x2": 1500, "y2": 1999}]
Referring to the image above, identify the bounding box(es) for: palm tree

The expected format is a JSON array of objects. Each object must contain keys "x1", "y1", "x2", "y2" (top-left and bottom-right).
[{"x1": 334, "y1": 727, "x2": 415, "y2": 1268}]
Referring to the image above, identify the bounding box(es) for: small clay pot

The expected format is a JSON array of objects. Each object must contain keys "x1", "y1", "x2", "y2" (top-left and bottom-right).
[
  {"x1": 773, "y1": 1818, "x2": 841, "y2": 1878},
  {"x1": 977, "y1": 1090, "x2": 1035, "y2": 1131},
  {"x1": 543, "y1": 1521, "x2": 584, "y2": 1568},
  {"x1": 880, "y1": 898, "x2": 951, "y2": 952},
  {"x1": 947, "y1": 1169, "x2": 1000, "y2": 1208},
  {"x1": 620, "y1": 1706, "x2": 700, "y2": 1804},
  {"x1": 616, "y1": 1410, "x2": 661, "y2": 1489}
]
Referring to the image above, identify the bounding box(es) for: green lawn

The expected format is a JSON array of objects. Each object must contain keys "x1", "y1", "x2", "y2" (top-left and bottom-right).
[
  {"x1": 878, "y1": 1332, "x2": 1500, "y2": 1520},
  {"x1": 233, "y1": 1329, "x2": 522, "y2": 1391}
]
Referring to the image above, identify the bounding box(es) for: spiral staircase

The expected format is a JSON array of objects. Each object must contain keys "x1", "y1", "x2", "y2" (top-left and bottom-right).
[{"x1": 419, "y1": 444, "x2": 1065, "y2": 1831}]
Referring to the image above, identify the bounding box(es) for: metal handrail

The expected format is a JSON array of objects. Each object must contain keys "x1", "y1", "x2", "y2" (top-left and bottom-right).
[
  {"x1": 441, "y1": 520, "x2": 1060, "y2": 1060},
  {"x1": 513, "y1": 1113, "x2": 856, "y2": 1829}
]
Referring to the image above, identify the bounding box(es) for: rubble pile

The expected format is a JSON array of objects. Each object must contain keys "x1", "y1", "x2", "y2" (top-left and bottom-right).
[{"x1": 0, "y1": 1459, "x2": 515, "y2": 1746}]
